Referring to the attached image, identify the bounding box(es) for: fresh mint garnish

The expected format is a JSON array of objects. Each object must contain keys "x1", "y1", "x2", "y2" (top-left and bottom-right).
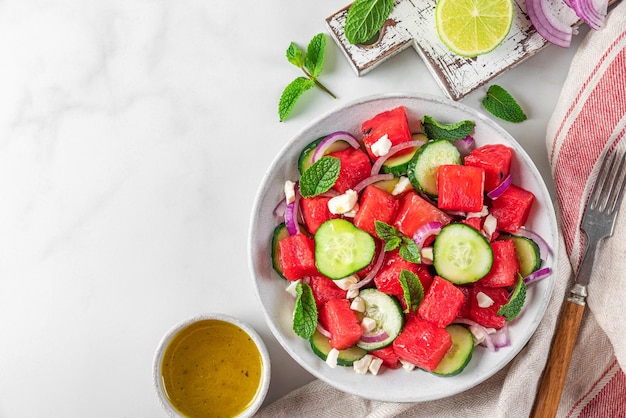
[
  {"x1": 375, "y1": 220, "x2": 421, "y2": 263},
  {"x1": 498, "y1": 274, "x2": 527, "y2": 321},
  {"x1": 399, "y1": 270, "x2": 424, "y2": 313},
  {"x1": 345, "y1": 0, "x2": 395, "y2": 45},
  {"x1": 299, "y1": 156, "x2": 341, "y2": 198},
  {"x1": 279, "y1": 33, "x2": 336, "y2": 122},
  {"x1": 482, "y1": 85, "x2": 527, "y2": 123},
  {"x1": 421, "y1": 115, "x2": 476, "y2": 141},
  {"x1": 293, "y1": 282, "x2": 318, "y2": 339}
]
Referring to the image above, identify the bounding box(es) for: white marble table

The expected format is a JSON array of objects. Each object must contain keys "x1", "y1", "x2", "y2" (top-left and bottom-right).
[{"x1": 0, "y1": 1, "x2": 589, "y2": 416}]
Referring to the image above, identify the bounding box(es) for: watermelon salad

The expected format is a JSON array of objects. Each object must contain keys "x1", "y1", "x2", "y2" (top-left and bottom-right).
[{"x1": 271, "y1": 106, "x2": 552, "y2": 377}]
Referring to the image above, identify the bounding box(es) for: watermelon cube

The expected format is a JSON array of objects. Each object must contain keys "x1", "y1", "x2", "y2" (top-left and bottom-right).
[
  {"x1": 479, "y1": 240, "x2": 520, "y2": 287},
  {"x1": 328, "y1": 147, "x2": 372, "y2": 194},
  {"x1": 456, "y1": 286, "x2": 472, "y2": 319},
  {"x1": 309, "y1": 275, "x2": 347, "y2": 308},
  {"x1": 319, "y1": 299, "x2": 363, "y2": 350},
  {"x1": 392, "y1": 316, "x2": 452, "y2": 372},
  {"x1": 393, "y1": 191, "x2": 452, "y2": 238},
  {"x1": 370, "y1": 346, "x2": 401, "y2": 369},
  {"x1": 437, "y1": 164, "x2": 485, "y2": 212},
  {"x1": 278, "y1": 233, "x2": 318, "y2": 280},
  {"x1": 353, "y1": 185, "x2": 399, "y2": 237},
  {"x1": 361, "y1": 106, "x2": 413, "y2": 161},
  {"x1": 374, "y1": 250, "x2": 430, "y2": 307},
  {"x1": 300, "y1": 196, "x2": 339, "y2": 234},
  {"x1": 469, "y1": 286, "x2": 509, "y2": 329},
  {"x1": 418, "y1": 276, "x2": 465, "y2": 328},
  {"x1": 489, "y1": 184, "x2": 535, "y2": 233},
  {"x1": 464, "y1": 144, "x2": 513, "y2": 191}
]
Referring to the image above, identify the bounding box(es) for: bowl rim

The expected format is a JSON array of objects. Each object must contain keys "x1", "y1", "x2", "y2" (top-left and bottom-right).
[{"x1": 152, "y1": 312, "x2": 271, "y2": 417}]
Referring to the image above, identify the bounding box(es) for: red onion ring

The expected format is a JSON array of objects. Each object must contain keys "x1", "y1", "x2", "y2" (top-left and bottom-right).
[
  {"x1": 569, "y1": 0, "x2": 605, "y2": 30},
  {"x1": 354, "y1": 249, "x2": 386, "y2": 290},
  {"x1": 317, "y1": 323, "x2": 332, "y2": 338},
  {"x1": 312, "y1": 131, "x2": 360, "y2": 163},
  {"x1": 487, "y1": 174, "x2": 512, "y2": 200},
  {"x1": 284, "y1": 183, "x2": 301, "y2": 235},
  {"x1": 514, "y1": 227, "x2": 552, "y2": 260},
  {"x1": 412, "y1": 222, "x2": 442, "y2": 250},
  {"x1": 491, "y1": 324, "x2": 511, "y2": 349},
  {"x1": 452, "y1": 318, "x2": 496, "y2": 352},
  {"x1": 354, "y1": 173, "x2": 395, "y2": 193},
  {"x1": 360, "y1": 330, "x2": 389, "y2": 343},
  {"x1": 526, "y1": 0, "x2": 573, "y2": 48},
  {"x1": 523, "y1": 267, "x2": 552, "y2": 285},
  {"x1": 453, "y1": 135, "x2": 475, "y2": 157},
  {"x1": 370, "y1": 139, "x2": 426, "y2": 176}
]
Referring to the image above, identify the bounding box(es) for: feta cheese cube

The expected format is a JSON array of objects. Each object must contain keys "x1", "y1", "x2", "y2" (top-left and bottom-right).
[
  {"x1": 371, "y1": 134, "x2": 392, "y2": 157},
  {"x1": 368, "y1": 357, "x2": 384, "y2": 375},
  {"x1": 361, "y1": 317, "x2": 377, "y2": 332},
  {"x1": 284, "y1": 180, "x2": 296, "y2": 204},
  {"x1": 391, "y1": 176, "x2": 412, "y2": 196},
  {"x1": 326, "y1": 348, "x2": 340, "y2": 368},
  {"x1": 328, "y1": 189, "x2": 358, "y2": 215},
  {"x1": 350, "y1": 296, "x2": 366, "y2": 312},
  {"x1": 353, "y1": 354, "x2": 374, "y2": 375},
  {"x1": 476, "y1": 291, "x2": 494, "y2": 308}
]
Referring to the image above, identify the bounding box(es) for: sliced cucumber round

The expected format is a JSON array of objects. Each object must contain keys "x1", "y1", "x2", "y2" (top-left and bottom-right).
[
  {"x1": 356, "y1": 288, "x2": 405, "y2": 351},
  {"x1": 310, "y1": 330, "x2": 367, "y2": 366},
  {"x1": 433, "y1": 223, "x2": 493, "y2": 284},
  {"x1": 432, "y1": 324, "x2": 474, "y2": 376},
  {"x1": 407, "y1": 139, "x2": 461, "y2": 196},
  {"x1": 315, "y1": 219, "x2": 376, "y2": 280},
  {"x1": 500, "y1": 234, "x2": 542, "y2": 277},
  {"x1": 271, "y1": 223, "x2": 290, "y2": 280}
]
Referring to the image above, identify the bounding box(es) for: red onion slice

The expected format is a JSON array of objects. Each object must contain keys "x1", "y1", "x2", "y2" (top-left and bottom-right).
[
  {"x1": 354, "y1": 249, "x2": 386, "y2": 290},
  {"x1": 317, "y1": 323, "x2": 332, "y2": 338},
  {"x1": 370, "y1": 139, "x2": 426, "y2": 176},
  {"x1": 360, "y1": 330, "x2": 389, "y2": 343},
  {"x1": 452, "y1": 318, "x2": 496, "y2": 352},
  {"x1": 523, "y1": 267, "x2": 552, "y2": 285},
  {"x1": 526, "y1": 0, "x2": 573, "y2": 48},
  {"x1": 491, "y1": 324, "x2": 511, "y2": 349},
  {"x1": 569, "y1": 0, "x2": 605, "y2": 30},
  {"x1": 487, "y1": 174, "x2": 512, "y2": 199},
  {"x1": 412, "y1": 221, "x2": 442, "y2": 250},
  {"x1": 354, "y1": 173, "x2": 395, "y2": 193},
  {"x1": 284, "y1": 182, "x2": 301, "y2": 235},
  {"x1": 453, "y1": 135, "x2": 475, "y2": 157},
  {"x1": 514, "y1": 227, "x2": 552, "y2": 260},
  {"x1": 312, "y1": 131, "x2": 360, "y2": 163}
]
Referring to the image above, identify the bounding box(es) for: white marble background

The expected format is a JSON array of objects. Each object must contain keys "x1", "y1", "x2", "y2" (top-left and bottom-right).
[{"x1": 0, "y1": 0, "x2": 589, "y2": 416}]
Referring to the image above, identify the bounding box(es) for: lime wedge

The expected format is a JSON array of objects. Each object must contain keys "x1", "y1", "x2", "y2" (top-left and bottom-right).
[{"x1": 435, "y1": 0, "x2": 513, "y2": 57}]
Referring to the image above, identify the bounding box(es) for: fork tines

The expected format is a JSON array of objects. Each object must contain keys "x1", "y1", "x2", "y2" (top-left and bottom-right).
[{"x1": 589, "y1": 144, "x2": 626, "y2": 214}]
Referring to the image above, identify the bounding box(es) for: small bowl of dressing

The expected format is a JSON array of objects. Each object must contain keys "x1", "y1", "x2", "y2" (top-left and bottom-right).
[{"x1": 153, "y1": 313, "x2": 271, "y2": 418}]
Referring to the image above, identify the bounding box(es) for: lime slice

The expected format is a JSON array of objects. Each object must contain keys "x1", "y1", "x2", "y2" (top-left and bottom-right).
[{"x1": 435, "y1": 0, "x2": 513, "y2": 57}]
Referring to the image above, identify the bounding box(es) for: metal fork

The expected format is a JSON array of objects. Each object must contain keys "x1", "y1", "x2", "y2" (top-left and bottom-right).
[{"x1": 531, "y1": 145, "x2": 626, "y2": 418}]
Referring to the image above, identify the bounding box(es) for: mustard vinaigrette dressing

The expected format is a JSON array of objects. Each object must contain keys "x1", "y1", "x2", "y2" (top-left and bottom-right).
[{"x1": 161, "y1": 319, "x2": 263, "y2": 418}]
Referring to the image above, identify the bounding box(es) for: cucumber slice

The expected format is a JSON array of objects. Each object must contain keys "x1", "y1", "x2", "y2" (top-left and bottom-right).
[
  {"x1": 432, "y1": 324, "x2": 474, "y2": 376},
  {"x1": 298, "y1": 136, "x2": 351, "y2": 174},
  {"x1": 310, "y1": 330, "x2": 367, "y2": 366},
  {"x1": 500, "y1": 234, "x2": 542, "y2": 277},
  {"x1": 315, "y1": 219, "x2": 376, "y2": 280},
  {"x1": 433, "y1": 223, "x2": 493, "y2": 284},
  {"x1": 381, "y1": 134, "x2": 425, "y2": 176},
  {"x1": 271, "y1": 223, "x2": 290, "y2": 280},
  {"x1": 407, "y1": 139, "x2": 461, "y2": 196},
  {"x1": 356, "y1": 288, "x2": 405, "y2": 351}
]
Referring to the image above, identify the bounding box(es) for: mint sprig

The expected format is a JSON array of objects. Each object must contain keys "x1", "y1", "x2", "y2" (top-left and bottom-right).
[
  {"x1": 421, "y1": 115, "x2": 476, "y2": 141},
  {"x1": 482, "y1": 85, "x2": 527, "y2": 123},
  {"x1": 375, "y1": 220, "x2": 421, "y2": 263},
  {"x1": 279, "y1": 33, "x2": 336, "y2": 122},
  {"x1": 399, "y1": 270, "x2": 424, "y2": 313},
  {"x1": 293, "y1": 282, "x2": 318, "y2": 339},
  {"x1": 345, "y1": 0, "x2": 395, "y2": 45},
  {"x1": 299, "y1": 156, "x2": 341, "y2": 198},
  {"x1": 497, "y1": 274, "x2": 527, "y2": 321}
]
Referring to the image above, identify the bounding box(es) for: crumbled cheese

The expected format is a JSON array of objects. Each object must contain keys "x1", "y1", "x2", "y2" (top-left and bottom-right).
[
  {"x1": 391, "y1": 176, "x2": 412, "y2": 196},
  {"x1": 285, "y1": 279, "x2": 301, "y2": 297},
  {"x1": 371, "y1": 134, "x2": 392, "y2": 157},
  {"x1": 420, "y1": 247, "x2": 434, "y2": 264},
  {"x1": 476, "y1": 291, "x2": 494, "y2": 308},
  {"x1": 368, "y1": 357, "x2": 384, "y2": 375},
  {"x1": 466, "y1": 205, "x2": 489, "y2": 219},
  {"x1": 342, "y1": 203, "x2": 359, "y2": 218},
  {"x1": 326, "y1": 348, "x2": 340, "y2": 368},
  {"x1": 328, "y1": 189, "x2": 358, "y2": 215},
  {"x1": 334, "y1": 275, "x2": 359, "y2": 291},
  {"x1": 483, "y1": 214, "x2": 498, "y2": 237},
  {"x1": 346, "y1": 287, "x2": 359, "y2": 299},
  {"x1": 400, "y1": 359, "x2": 416, "y2": 372},
  {"x1": 361, "y1": 317, "x2": 377, "y2": 332},
  {"x1": 469, "y1": 325, "x2": 497, "y2": 346},
  {"x1": 353, "y1": 354, "x2": 374, "y2": 375},
  {"x1": 350, "y1": 296, "x2": 366, "y2": 312},
  {"x1": 284, "y1": 180, "x2": 296, "y2": 204}
]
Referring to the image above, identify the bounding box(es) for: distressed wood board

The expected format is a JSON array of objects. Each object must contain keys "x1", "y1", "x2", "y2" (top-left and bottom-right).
[{"x1": 326, "y1": 0, "x2": 619, "y2": 100}]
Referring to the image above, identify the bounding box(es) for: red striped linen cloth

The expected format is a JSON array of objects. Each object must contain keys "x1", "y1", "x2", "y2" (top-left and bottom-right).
[{"x1": 257, "y1": 3, "x2": 626, "y2": 416}]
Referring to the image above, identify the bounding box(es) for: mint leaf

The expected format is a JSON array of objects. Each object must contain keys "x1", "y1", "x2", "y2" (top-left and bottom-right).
[
  {"x1": 421, "y1": 115, "x2": 476, "y2": 141},
  {"x1": 375, "y1": 221, "x2": 420, "y2": 263},
  {"x1": 399, "y1": 239, "x2": 420, "y2": 264},
  {"x1": 482, "y1": 85, "x2": 527, "y2": 123},
  {"x1": 278, "y1": 77, "x2": 315, "y2": 122},
  {"x1": 399, "y1": 270, "x2": 424, "y2": 313},
  {"x1": 497, "y1": 274, "x2": 527, "y2": 321},
  {"x1": 299, "y1": 156, "x2": 340, "y2": 198},
  {"x1": 293, "y1": 282, "x2": 318, "y2": 339},
  {"x1": 345, "y1": 0, "x2": 394, "y2": 45},
  {"x1": 286, "y1": 42, "x2": 304, "y2": 68},
  {"x1": 304, "y1": 33, "x2": 326, "y2": 78}
]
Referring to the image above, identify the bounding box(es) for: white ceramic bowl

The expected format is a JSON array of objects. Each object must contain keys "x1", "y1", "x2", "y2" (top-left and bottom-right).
[
  {"x1": 248, "y1": 93, "x2": 558, "y2": 402},
  {"x1": 153, "y1": 313, "x2": 271, "y2": 417}
]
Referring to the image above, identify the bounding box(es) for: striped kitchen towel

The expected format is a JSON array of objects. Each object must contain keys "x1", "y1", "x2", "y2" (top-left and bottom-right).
[{"x1": 256, "y1": 2, "x2": 626, "y2": 416}]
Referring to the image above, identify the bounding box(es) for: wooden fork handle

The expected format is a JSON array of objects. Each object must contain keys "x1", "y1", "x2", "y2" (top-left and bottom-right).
[{"x1": 530, "y1": 300, "x2": 585, "y2": 418}]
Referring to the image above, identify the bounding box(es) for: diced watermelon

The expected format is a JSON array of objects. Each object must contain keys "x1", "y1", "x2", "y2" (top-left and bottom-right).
[
  {"x1": 353, "y1": 184, "x2": 399, "y2": 238},
  {"x1": 489, "y1": 184, "x2": 535, "y2": 233},
  {"x1": 392, "y1": 316, "x2": 452, "y2": 372},
  {"x1": 461, "y1": 216, "x2": 483, "y2": 231},
  {"x1": 277, "y1": 233, "x2": 318, "y2": 280},
  {"x1": 479, "y1": 240, "x2": 520, "y2": 287},
  {"x1": 370, "y1": 346, "x2": 401, "y2": 369},
  {"x1": 318, "y1": 299, "x2": 363, "y2": 350},
  {"x1": 393, "y1": 191, "x2": 452, "y2": 238},
  {"x1": 300, "y1": 196, "x2": 339, "y2": 234},
  {"x1": 374, "y1": 250, "x2": 426, "y2": 305},
  {"x1": 309, "y1": 275, "x2": 347, "y2": 308},
  {"x1": 361, "y1": 106, "x2": 413, "y2": 161},
  {"x1": 328, "y1": 147, "x2": 372, "y2": 194},
  {"x1": 418, "y1": 276, "x2": 465, "y2": 328},
  {"x1": 469, "y1": 286, "x2": 509, "y2": 329},
  {"x1": 456, "y1": 286, "x2": 472, "y2": 319},
  {"x1": 437, "y1": 165, "x2": 485, "y2": 213},
  {"x1": 464, "y1": 144, "x2": 513, "y2": 191}
]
